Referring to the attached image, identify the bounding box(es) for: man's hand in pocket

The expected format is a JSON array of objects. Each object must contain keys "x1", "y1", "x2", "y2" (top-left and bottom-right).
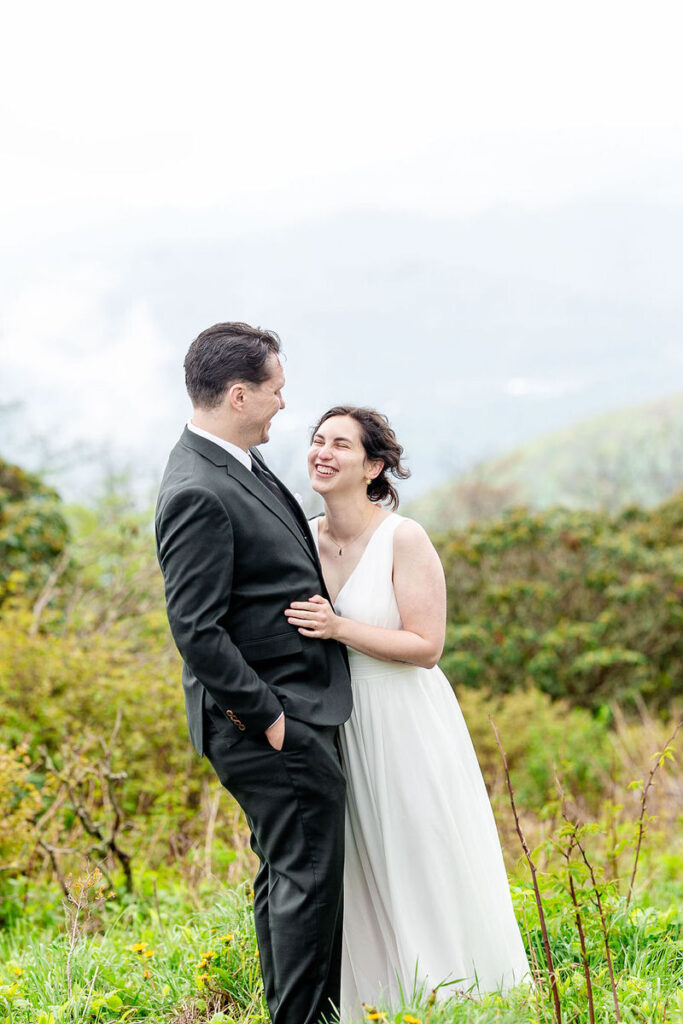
[{"x1": 265, "y1": 713, "x2": 285, "y2": 751}]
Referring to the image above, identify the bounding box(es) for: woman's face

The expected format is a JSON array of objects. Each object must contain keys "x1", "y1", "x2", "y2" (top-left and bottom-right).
[{"x1": 307, "y1": 415, "x2": 379, "y2": 496}]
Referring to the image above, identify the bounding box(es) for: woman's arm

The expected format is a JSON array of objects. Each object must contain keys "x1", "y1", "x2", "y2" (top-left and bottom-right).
[{"x1": 284, "y1": 519, "x2": 446, "y2": 669}]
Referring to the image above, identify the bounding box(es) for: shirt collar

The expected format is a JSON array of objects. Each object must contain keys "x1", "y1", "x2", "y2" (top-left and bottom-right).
[{"x1": 187, "y1": 421, "x2": 252, "y2": 470}]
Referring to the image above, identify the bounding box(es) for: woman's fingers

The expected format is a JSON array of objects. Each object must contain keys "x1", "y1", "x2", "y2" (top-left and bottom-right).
[
  {"x1": 287, "y1": 616, "x2": 318, "y2": 628},
  {"x1": 284, "y1": 596, "x2": 333, "y2": 638}
]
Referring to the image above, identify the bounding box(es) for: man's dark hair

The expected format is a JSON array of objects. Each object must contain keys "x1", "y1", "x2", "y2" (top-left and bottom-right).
[{"x1": 184, "y1": 322, "x2": 282, "y2": 409}]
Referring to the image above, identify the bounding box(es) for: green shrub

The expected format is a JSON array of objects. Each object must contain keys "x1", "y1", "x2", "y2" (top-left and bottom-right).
[
  {"x1": 0, "y1": 458, "x2": 69, "y2": 603},
  {"x1": 437, "y1": 495, "x2": 683, "y2": 709}
]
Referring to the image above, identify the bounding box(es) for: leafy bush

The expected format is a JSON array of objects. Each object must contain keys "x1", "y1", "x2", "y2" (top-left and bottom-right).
[
  {"x1": 457, "y1": 687, "x2": 613, "y2": 812},
  {"x1": 0, "y1": 744, "x2": 43, "y2": 874},
  {"x1": 0, "y1": 458, "x2": 69, "y2": 603},
  {"x1": 437, "y1": 494, "x2": 683, "y2": 708}
]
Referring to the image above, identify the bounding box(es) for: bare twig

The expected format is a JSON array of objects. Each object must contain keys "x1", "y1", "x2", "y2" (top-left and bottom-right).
[
  {"x1": 566, "y1": 865, "x2": 595, "y2": 1024},
  {"x1": 38, "y1": 839, "x2": 70, "y2": 898},
  {"x1": 490, "y1": 716, "x2": 562, "y2": 1024},
  {"x1": 30, "y1": 548, "x2": 71, "y2": 634},
  {"x1": 573, "y1": 836, "x2": 620, "y2": 1021},
  {"x1": 153, "y1": 878, "x2": 166, "y2": 937},
  {"x1": 627, "y1": 722, "x2": 681, "y2": 907},
  {"x1": 40, "y1": 727, "x2": 134, "y2": 892},
  {"x1": 606, "y1": 748, "x2": 620, "y2": 885},
  {"x1": 554, "y1": 773, "x2": 596, "y2": 1024}
]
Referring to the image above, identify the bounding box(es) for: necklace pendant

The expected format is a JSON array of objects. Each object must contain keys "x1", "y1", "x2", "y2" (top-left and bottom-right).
[{"x1": 338, "y1": 547, "x2": 343, "y2": 556}]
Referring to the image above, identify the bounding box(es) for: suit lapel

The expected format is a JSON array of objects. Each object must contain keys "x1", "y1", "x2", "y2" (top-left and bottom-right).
[
  {"x1": 229, "y1": 451, "x2": 319, "y2": 565},
  {"x1": 249, "y1": 450, "x2": 331, "y2": 581},
  {"x1": 180, "y1": 426, "x2": 324, "y2": 575}
]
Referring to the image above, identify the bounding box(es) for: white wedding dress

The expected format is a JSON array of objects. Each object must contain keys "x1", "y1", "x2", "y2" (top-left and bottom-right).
[{"x1": 315, "y1": 513, "x2": 529, "y2": 1020}]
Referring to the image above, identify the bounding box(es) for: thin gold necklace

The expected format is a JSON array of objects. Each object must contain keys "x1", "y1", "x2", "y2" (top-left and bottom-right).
[{"x1": 325, "y1": 508, "x2": 377, "y2": 556}]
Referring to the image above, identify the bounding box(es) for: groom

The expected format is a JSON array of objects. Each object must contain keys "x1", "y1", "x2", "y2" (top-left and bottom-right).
[{"x1": 155, "y1": 322, "x2": 352, "y2": 1024}]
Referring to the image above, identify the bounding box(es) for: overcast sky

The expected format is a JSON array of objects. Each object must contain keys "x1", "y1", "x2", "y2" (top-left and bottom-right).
[
  {"x1": 3, "y1": 0, "x2": 682, "y2": 233},
  {"x1": 2, "y1": 1, "x2": 683, "y2": 499}
]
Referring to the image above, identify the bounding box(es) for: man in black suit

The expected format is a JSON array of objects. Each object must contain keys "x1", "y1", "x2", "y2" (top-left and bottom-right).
[{"x1": 155, "y1": 323, "x2": 352, "y2": 1024}]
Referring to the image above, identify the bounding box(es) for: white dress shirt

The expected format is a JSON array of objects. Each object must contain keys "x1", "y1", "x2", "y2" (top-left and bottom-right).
[{"x1": 187, "y1": 421, "x2": 252, "y2": 469}]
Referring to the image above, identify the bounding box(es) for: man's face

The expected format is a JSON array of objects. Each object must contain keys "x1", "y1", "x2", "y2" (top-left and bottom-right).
[{"x1": 243, "y1": 354, "x2": 286, "y2": 445}]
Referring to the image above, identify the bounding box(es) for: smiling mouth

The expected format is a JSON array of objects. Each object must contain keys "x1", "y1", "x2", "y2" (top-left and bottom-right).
[{"x1": 315, "y1": 465, "x2": 337, "y2": 477}]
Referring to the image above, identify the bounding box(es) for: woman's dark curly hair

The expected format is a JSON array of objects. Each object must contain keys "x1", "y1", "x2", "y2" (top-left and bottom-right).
[{"x1": 311, "y1": 406, "x2": 410, "y2": 510}]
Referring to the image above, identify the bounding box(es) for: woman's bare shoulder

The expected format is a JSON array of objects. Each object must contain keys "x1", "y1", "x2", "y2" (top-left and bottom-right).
[{"x1": 392, "y1": 515, "x2": 434, "y2": 553}]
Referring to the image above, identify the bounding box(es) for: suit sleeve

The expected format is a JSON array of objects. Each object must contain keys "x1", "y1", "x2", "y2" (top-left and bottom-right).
[{"x1": 156, "y1": 484, "x2": 284, "y2": 736}]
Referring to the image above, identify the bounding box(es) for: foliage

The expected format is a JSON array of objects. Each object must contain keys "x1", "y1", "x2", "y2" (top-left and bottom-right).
[
  {"x1": 458, "y1": 687, "x2": 613, "y2": 813},
  {"x1": 0, "y1": 485, "x2": 249, "y2": 914},
  {"x1": 0, "y1": 745, "x2": 44, "y2": 874},
  {"x1": 1, "y1": 460, "x2": 682, "y2": 1021},
  {"x1": 436, "y1": 494, "x2": 683, "y2": 708},
  {"x1": 0, "y1": 860, "x2": 680, "y2": 1023},
  {"x1": 0, "y1": 881, "x2": 265, "y2": 1024},
  {"x1": 0, "y1": 457, "x2": 70, "y2": 603}
]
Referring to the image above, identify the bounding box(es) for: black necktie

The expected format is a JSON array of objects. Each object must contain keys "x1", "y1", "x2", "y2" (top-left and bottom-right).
[{"x1": 251, "y1": 459, "x2": 307, "y2": 538}]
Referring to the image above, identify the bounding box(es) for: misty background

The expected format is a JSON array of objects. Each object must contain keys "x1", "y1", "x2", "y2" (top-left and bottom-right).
[{"x1": 2, "y1": 1, "x2": 683, "y2": 511}]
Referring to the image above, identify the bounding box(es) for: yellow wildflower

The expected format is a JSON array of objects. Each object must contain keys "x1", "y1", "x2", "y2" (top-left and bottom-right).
[
  {"x1": 142, "y1": 949, "x2": 155, "y2": 959},
  {"x1": 404, "y1": 1016, "x2": 422, "y2": 1024},
  {"x1": 201, "y1": 950, "x2": 216, "y2": 959},
  {"x1": 129, "y1": 942, "x2": 148, "y2": 953},
  {"x1": 219, "y1": 933, "x2": 234, "y2": 943},
  {"x1": 197, "y1": 973, "x2": 210, "y2": 986},
  {"x1": 143, "y1": 968, "x2": 152, "y2": 979}
]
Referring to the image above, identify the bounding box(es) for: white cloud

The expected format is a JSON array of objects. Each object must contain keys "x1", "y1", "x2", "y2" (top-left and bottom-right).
[
  {"x1": 504, "y1": 377, "x2": 588, "y2": 399},
  {"x1": 1, "y1": 0, "x2": 683, "y2": 237},
  {"x1": 1, "y1": 270, "x2": 178, "y2": 452}
]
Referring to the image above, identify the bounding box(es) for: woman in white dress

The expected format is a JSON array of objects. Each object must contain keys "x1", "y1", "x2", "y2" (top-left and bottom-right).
[{"x1": 285, "y1": 406, "x2": 529, "y2": 1020}]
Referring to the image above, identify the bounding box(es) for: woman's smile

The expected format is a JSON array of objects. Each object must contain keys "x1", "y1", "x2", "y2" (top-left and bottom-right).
[{"x1": 314, "y1": 463, "x2": 338, "y2": 478}]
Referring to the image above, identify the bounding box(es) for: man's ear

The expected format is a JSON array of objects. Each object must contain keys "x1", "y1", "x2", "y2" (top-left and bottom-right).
[{"x1": 227, "y1": 382, "x2": 246, "y2": 411}]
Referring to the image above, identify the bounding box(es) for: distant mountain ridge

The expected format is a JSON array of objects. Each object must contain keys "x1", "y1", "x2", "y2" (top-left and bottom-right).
[
  {"x1": 3, "y1": 198, "x2": 683, "y2": 502},
  {"x1": 407, "y1": 392, "x2": 683, "y2": 531}
]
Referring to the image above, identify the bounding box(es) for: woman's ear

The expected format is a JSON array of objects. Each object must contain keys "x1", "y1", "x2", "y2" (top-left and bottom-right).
[{"x1": 365, "y1": 459, "x2": 384, "y2": 482}]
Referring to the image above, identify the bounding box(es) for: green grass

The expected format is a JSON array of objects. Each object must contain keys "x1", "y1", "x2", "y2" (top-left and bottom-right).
[{"x1": 1, "y1": 866, "x2": 681, "y2": 1024}]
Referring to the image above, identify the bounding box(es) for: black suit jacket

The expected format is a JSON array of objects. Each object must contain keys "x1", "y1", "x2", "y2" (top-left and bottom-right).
[{"x1": 155, "y1": 427, "x2": 352, "y2": 755}]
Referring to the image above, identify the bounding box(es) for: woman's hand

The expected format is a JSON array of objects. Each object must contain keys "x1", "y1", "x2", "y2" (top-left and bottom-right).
[{"x1": 285, "y1": 594, "x2": 340, "y2": 639}]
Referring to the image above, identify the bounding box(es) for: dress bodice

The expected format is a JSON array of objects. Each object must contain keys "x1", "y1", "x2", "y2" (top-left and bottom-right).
[
  {"x1": 314, "y1": 513, "x2": 408, "y2": 678},
  {"x1": 315, "y1": 512, "x2": 404, "y2": 630}
]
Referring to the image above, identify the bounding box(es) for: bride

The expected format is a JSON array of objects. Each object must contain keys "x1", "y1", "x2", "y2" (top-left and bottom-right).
[{"x1": 285, "y1": 405, "x2": 530, "y2": 1019}]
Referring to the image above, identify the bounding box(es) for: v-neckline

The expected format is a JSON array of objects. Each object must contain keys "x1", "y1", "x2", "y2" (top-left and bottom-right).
[{"x1": 315, "y1": 513, "x2": 395, "y2": 605}]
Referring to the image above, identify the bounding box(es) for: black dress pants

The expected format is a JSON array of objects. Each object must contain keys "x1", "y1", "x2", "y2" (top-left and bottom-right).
[{"x1": 204, "y1": 711, "x2": 346, "y2": 1024}]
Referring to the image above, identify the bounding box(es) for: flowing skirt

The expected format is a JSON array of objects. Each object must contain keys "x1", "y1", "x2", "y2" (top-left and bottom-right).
[{"x1": 339, "y1": 653, "x2": 529, "y2": 1019}]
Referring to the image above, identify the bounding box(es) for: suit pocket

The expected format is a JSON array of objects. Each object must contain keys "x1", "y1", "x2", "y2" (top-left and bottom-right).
[{"x1": 236, "y1": 630, "x2": 303, "y2": 662}]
